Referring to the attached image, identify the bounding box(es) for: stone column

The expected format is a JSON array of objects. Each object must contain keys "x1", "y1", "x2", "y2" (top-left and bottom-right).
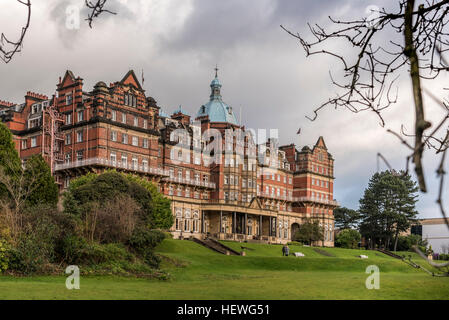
[
  {"x1": 245, "y1": 213, "x2": 248, "y2": 236},
  {"x1": 220, "y1": 210, "x2": 223, "y2": 235},
  {"x1": 233, "y1": 212, "x2": 237, "y2": 234},
  {"x1": 201, "y1": 211, "x2": 205, "y2": 234},
  {"x1": 269, "y1": 217, "x2": 272, "y2": 237}
]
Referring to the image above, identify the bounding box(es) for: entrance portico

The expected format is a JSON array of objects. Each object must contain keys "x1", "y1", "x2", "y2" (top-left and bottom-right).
[{"x1": 202, "y1": 204, "x2": 280, "y2": 243}]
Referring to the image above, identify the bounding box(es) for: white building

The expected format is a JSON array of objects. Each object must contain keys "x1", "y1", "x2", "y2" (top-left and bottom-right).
[{"x1": 420, "y1": 219, "x2": 449, "y2": 254}]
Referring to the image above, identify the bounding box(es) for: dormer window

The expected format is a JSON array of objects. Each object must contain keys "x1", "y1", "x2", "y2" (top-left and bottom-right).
[
  {"x1": 66, "y1": 94, "x2": 73, "y2": 106},
  {"x1": 124, "y1": 94, "x2": 137, "y2": 107}
]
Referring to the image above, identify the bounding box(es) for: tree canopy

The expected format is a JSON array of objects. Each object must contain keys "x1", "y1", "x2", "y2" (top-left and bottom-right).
[
  {"x1": 359, "y1": 170, "x2": 418, "y2": 250},
  {"x1": 333, "y1": 207, "x2": 360, "y2": 230},
  {"x1": 293, "y1": 219, "x2": 324, "y2": 245}
]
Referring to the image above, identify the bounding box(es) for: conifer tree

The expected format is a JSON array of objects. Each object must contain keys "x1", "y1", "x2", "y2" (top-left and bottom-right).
[
  {"x1": 0, "y1": 122, "x2": 21, "y2": 199},
  {"x1": 359, "y1": 171, "x2": 418, "y2": 250}
]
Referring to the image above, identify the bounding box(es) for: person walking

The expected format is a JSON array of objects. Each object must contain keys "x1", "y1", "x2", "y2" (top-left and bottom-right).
[
  {"x1": 282, "y1": 245, "x2": 287, "y2": 256},
  {"x1": 285, "y1": 245, "x2": 290, "y2": 257}
]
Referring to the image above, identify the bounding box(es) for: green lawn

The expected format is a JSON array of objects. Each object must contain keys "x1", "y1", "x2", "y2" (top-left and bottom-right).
[{"x1": 0, "y1": 239, "x2": 448, "y2": 300}]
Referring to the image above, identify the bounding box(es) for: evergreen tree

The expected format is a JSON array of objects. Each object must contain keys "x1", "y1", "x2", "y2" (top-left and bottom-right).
[
  {"x1": 0, "y1": 122, "x2": 21, "y2": 199},
  {"x1": 24, "y1": 155, "x2": 59, "y2": 208},
  {"x1": 333, "y1": 207, "x2": 360, "y2": 230},
  {"x1": 125, "y1": 174, "x2": 173, "y2": 230},
  {"x1": 359, "y1": 171, "x2": 418, "y2": 250}
]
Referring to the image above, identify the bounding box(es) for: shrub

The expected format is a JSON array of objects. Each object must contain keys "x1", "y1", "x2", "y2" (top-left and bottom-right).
[
  {"x1": 335, "y1": 229, "x2": 361, "y2": 249},
  {"x1": 73, "y1": 242, "x2": 133, "y2": 266},
  {"x1": 0, "y1": 240, "x2": 8, "y2": 273},
  {"x1": 82, "y1": 194, "x2": 140, "y2": 244},
  {"x1": 129, "y1": 228, "x2": 166, "y2": 254},
  {"x1": 395, "y1": 234, "x2": 428, "y2": 252}
]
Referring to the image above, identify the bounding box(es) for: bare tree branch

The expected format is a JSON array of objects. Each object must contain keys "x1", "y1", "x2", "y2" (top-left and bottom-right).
[
  {"x1": 85, "y1": 0, "x2": 116, "y2": 28},
  {"x1": 0, "y1": 0, "x2": 31, "y2": 63}
]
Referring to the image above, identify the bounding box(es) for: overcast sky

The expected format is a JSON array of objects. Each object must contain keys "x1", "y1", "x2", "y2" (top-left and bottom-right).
[{"x1": 1, "y1": 0, "x2": 448, "y2": 219}]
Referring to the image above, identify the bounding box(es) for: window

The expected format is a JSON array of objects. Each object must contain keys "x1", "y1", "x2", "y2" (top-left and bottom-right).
[
  {"x1": 122, "y1": 133, "x2": 128, "y2": 144},
  {"x1": 143, "y1": 119, "x2": 147, "y2": 129},
  {"x1": 194, "y1": 156, "x2": 201, "y2": 165},
  {"x1": 124, "y1": 94, "x2": 137, "y2": 107},
  {"x1": 142, "y1": 159, "x2": 148, "y2": 170},
  {"x1": 134, "y1": 116, "x2": 138, "y2": 127},
  {"x1": 121, "y1": 155, "x2": 128, "y2": 166},
  {"x1": 242, "y1": 179, "x2": 247, "y2": 188},
  {"x1": 177, "y1": 186, "x2": 182, "y2": 197},
  {"x1": 111, "y1": 110, "x2": 117, "y2": 121},
  {"x1": 122, "y1": 113, "x2": 127, "y2": 124},
  {"x1": 76, "y1": 151, "x2": 83, "y2": 161},
  {"x1": 76, "y1": 131, "x2": 83, "y2": 143},
  {"x1": 178, "y1": 169, "x2": 183, "y2": 180},
  {"x1": 77, "y1": 110, "x2": 84, "y2": 122},
  {"x1": 65, "y1": 154, "x2": 70, "y2": 163},
  {"x1": 66, "y1": 94, "x2": 73, "y2": 105},
  {"x1": 132, "y1": 136, "x2": 138, "y2": 146},
  {"x1": 169, "y1": 186, "x2": 174, "y2": 196},
  {"x1": 143, "y1": 138, "x2": 148, "y2": 148},
  {"x1": 65, "y1": 133, "x2": 71, "y2": 145},
  {"x1": 29, "y1": 118, "x2": 40, "y2": 128},
  {"x1": 31, "y1": 137, "x2": 37, "y2": 148},
  {"x1": 66, "y1": 113, "x2": 72, "y2": 125},
  {"x1": 289, "y1": 177, "x2": 292, "y2": 184},
  {"x1": 185, "y1": 188, "x2": 190, "y2": 198},
  {"x1": 132, "y1": 157, "x2": 138, "y2": 169},
  {"x1": 186, "y1": 170, "x2": 190, "y2": 180},
  {"x1": 21, "y1": 139, "x2": 27, "y2": 150},
  {"x1": 110, "y1": 152, "x2": 117, "y2": 164},
  {"x1": 224, "y1": 192, "x2": 229, "y2": 201},
  {"x1": 111, "y1": 131, "x2": 117, "y2": 142}
]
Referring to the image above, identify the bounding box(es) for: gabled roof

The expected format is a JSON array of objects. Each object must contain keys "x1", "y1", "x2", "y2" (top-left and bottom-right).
[
  {"x1": 120, "y1": 70, "x2": 144, "y2": 91},
  {"x1": 60, "y1": 70, "x2": 77, "y2": 88},
  {"x1": 314, "y1": 136, "x2": 328, "y2": 150}
]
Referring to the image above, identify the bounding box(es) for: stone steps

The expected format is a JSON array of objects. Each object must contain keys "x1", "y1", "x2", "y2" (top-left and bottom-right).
[{"x1": 191, "y1": 238, "x2": 240, "y2": 256}]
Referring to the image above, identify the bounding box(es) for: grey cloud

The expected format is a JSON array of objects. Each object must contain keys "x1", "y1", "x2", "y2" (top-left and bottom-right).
[{"x1": 0, "y1": 0, "x2": 445, "y2": 219}]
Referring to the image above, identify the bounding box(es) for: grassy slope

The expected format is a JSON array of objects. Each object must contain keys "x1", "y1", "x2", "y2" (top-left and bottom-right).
[{"x1": 0, "y1": 239, "x2": 448, "y2": 300}]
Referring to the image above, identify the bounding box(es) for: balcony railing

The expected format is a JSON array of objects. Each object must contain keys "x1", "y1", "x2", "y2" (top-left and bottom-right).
[
  {"x1": 163, "y1": 176, "x2": 216, "y2": 189},
  {"x1": 256, "y1": 191, "x2": 295, "y2": 202},
  {"x1": 54, "y1": 157, "x2": 170, "y2": 176},
  {"x1": 295, "y1": 196, "x2": 339, "y2": 206},
  {"x1": 256, "y1": 191, "x2": 339, "y2": 206}
]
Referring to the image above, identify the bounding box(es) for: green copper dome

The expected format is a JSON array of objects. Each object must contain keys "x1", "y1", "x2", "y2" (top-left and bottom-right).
[{"x1": 196, "y1": 73, "x2": 238, "y2": 125}]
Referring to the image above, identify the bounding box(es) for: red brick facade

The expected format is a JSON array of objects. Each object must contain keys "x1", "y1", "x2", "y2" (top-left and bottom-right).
[{"x1": 0, "y1": 70, "x2": 338, "y2": 246}]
